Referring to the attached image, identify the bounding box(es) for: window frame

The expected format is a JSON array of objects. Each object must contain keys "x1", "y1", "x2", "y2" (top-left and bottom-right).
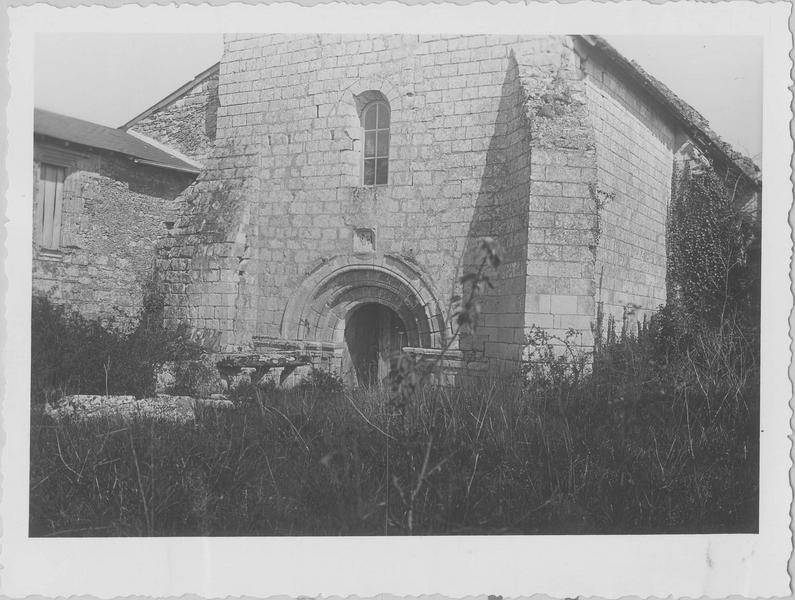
[{"x1": 361, "y1": 100, "x2": 390, "y2": 187}]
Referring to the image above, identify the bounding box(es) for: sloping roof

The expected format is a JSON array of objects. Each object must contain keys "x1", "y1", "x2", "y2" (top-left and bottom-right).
[
  {"x1": 34, "y1": 108, "x2": 201, "y2": 174},
  {"x1": 121, "y1": 62, "x2": 220, "y2": 131},
  {"x1": 578, "y1": 35, "x2": 761, "y2": 189}
]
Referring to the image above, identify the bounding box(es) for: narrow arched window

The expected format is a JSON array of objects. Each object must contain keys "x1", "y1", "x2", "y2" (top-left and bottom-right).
[{"x1": 362, "y1": 100, "x2": 390, "y2": 186}]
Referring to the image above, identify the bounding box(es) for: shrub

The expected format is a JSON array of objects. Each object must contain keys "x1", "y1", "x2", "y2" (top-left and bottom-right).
[
  {"x1": 522, "y1": 325, "x2": 588, "y2": 389},
  {"x1": 31, "y1": 294, "x2": 118, "y2": 402},
  {"x1": 163, "y1": 356, "x2": 226, "y2": 398},
  {"x1": 29, "y1": 351, "x2": 759, "y2": 536},
  {"x1": 31, "y1": 281, "x2": 200, "y2": 402},
  {"x1": 297, "y1": 368, "x2": 344, "y2": 394}
]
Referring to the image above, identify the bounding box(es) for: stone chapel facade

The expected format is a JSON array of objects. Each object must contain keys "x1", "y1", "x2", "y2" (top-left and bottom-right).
[{"x1": 112, "y1": 34, "x2": 759, "y2": 385}]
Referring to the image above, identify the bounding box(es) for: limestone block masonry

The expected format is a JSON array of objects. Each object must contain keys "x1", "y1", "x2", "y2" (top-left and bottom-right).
[
  {"x1": 151, "y1": 34, "x2": 705, "y2": 379},
  {"x1": 579, "y1": 40, "x2": 674, "y2": 326}
]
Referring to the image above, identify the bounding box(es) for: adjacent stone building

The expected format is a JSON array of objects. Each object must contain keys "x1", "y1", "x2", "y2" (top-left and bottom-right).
[
  {"x1": 36, "y1": 34, "x2": 760, "y2": 385},
  {"x1": 32, "y1": 108, "x2": 200, "y2": 324}
]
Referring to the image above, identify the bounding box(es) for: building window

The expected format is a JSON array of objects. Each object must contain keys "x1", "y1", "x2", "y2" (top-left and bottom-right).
[
  {"x1": 36, "y1": 163, "x2": 65, "y2": 249},
  {"x1": 361, "y1": 100, "x2": 390, "y2": 186}
]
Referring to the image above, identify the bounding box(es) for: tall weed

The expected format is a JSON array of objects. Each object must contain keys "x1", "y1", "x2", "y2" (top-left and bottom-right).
[{"x1": 30, "y1": 329, "x2": 758, "y2": 536}]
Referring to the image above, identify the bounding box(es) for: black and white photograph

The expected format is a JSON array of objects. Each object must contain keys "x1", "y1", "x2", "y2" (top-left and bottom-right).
[{"x1": 2, "y1": 1, "x2": 791, "y2": 597}]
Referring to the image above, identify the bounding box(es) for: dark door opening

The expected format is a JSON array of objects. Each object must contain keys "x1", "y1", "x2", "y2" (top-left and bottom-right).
[{"x1": 343, "y1": 303, "x2": 407, "y2": 388}]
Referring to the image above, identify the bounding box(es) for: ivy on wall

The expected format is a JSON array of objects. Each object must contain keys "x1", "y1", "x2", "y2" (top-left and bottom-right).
[{"x1": 667, "y1": 162, "x2": 760, "y2": 327}]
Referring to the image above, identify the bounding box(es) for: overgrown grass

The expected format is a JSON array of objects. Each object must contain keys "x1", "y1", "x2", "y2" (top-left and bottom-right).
[
  {"x1": 30, "y1": 161, "x2": 758, "y2": 536},
  {"x1": 30, "y1": 314, "x2": 758, "y2": 536}
]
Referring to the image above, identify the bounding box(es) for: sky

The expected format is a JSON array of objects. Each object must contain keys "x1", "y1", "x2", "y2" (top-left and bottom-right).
[
  {"x1": 34, "y1": 33, "x2": 762, "y2": 162},
  {"x1": 607, "y1": 35, "x2": 762, "y2": 162},
  {"x1": 34, "y1": 33, "x2": 224, "y2": 127}
]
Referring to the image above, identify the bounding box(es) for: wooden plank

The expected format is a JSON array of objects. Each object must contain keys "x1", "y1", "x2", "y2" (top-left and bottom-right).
[
  {"x1": 51, "y1": 166, "x2": 64, "y2": 248},
  {"x1": 41, "y1": 165, "x2": 56, "y2": 248},
  {"x1": 34, "y1": 164, "x2": 45, "y2": 246}
]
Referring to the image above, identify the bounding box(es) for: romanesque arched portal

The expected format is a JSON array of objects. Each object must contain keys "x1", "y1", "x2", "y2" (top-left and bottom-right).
[{"x1": 280, "y1": 255, "x2": 446, "y2": 386}]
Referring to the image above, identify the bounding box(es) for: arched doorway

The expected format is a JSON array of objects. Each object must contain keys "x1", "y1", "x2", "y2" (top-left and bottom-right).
[
  {"x1": 343, "y1": 303, "x2": 407, "y2": 388},
  {"x1": 280, "y1": 255, "x2": 447, "y2": 386}
]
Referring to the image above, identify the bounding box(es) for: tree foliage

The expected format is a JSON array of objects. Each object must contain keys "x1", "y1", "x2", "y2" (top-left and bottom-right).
[{"x1": 31, "y1": 279, "x2": 200, "y2": 401}]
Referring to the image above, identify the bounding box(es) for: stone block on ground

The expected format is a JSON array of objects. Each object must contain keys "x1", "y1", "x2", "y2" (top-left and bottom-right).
[{"x1": 46, "y1": 394, "x2": 235, "y2": 423}]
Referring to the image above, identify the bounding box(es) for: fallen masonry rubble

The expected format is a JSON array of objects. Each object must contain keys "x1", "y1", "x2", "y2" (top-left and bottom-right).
[{"x1": 45, "y1": 394, "x2": 235, "y2": 423}]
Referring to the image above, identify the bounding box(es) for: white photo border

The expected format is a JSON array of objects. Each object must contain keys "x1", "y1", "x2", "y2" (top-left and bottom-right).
[{"x1": 2, "y1": 2, "x2": 791, "y2": 597}]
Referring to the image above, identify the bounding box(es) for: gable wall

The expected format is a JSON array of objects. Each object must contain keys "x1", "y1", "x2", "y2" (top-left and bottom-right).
[{"x1": 128, "y1": 70, "x2": 219, "y2": 162}]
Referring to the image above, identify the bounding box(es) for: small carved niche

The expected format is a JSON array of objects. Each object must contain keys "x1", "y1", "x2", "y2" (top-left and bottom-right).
[{"x1": 353, "y1": 227, "x2": 376, "y2": 254}]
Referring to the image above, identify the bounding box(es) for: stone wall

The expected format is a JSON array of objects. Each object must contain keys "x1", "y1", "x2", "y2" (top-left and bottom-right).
[
  {"x1": 156, "y1": 34, "x2": 678, "y2": 374},
  {"x1": 156, "y1": 134, "x2": 261, "y2": 349},
  {"x1": 32, "y1": 141, "x2": 194, "y2": 325},
  {"x1": 578, "y1": 42, "x2": 676, "y2": 327},
  {"x1": 161, "y1": 34, "x2": 580, "y2": 362},
  {"x1": 455, "y1": 47, "x2": 533, "y2": 367},
  {"x1": 517, "y1": 37, "x2": 600, "y2": 349},
  {"x1": 128, "y1": 67, "x2": 219, "y2": 162}
]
